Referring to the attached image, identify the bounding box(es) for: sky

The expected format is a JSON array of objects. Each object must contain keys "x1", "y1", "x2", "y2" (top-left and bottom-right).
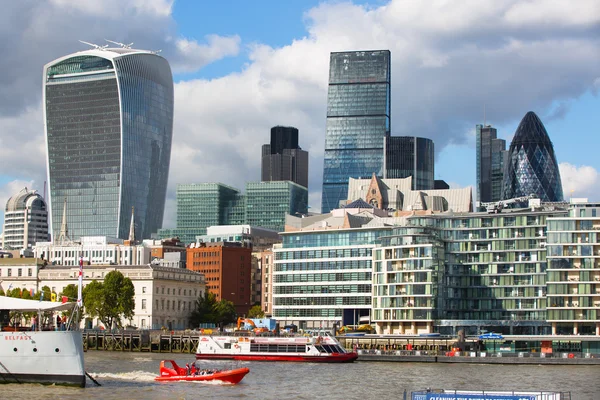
[{"x1": 0, "y1": 0, "x2": 599, "y2": 232}]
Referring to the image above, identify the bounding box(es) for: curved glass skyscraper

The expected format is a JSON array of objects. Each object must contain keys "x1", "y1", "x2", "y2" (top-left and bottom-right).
[
  {"x1": 502, "y1": 111, "x2": 563, "y2": 202},
  {"x1": 43, "y1": 46, "x2": 174, "y2": 240}
]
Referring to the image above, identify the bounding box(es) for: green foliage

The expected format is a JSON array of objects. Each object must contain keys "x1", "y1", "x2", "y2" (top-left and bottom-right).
[
  {"x1": 60, "y1": 284, "x2": 83, "y2": 323},
  {"x1": 83, "y1": 271, "x2": 135, "y2": 330},
  {"x1": 247, "y1": 305, "x2": 265, "y2": 318},
  {"x1": 189, "y1": 291, "x2": 237, "y2": 328}
]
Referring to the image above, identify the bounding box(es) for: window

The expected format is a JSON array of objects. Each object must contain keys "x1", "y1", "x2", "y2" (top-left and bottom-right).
[
  {"x1": 141, "y1": 319, "x2": 146, "y2": 328},
  {"x1": 162, "y1": 287, "x2": 164, "y2": 294},
  {"x1": 167, "y1": 288, "x2": 170, "y2": 295},
  {"x1": 141, "y1": 299, "x2": 147, "y2": 309},
  {"x1": 18, "y1": 268, "x2": 22, "y2": 277},
  {"x1": 593, "y1": 209, "x2": 597, "y2": 218},
  {"x1": 28, "y1": 268, "x2": 32, "y2": 277},
  {"x1": 142, "y1": 287, "x2": 146, "y2": 293}
]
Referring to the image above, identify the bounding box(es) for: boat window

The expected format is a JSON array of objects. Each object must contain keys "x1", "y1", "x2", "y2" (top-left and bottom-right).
[{"x1": 224, "y1": 343, "x2": 231, "y2": 349}]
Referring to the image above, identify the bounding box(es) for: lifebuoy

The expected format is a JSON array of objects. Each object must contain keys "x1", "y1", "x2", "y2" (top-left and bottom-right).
[
  {"x1": 568, "y1": 353, "x2": 574, "y2": 359},
  {"x1": 234, "y1": 344, "x2": 240, "y2": 349}
]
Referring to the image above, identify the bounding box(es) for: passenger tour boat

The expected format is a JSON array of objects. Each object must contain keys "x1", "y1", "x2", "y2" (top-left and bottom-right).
[{"x1": 195, "y1": 333, "x2": 358, "y2": 363}]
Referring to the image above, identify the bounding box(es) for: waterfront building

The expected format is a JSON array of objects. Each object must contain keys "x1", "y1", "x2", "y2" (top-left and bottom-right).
[
  {"x1": 502, "y1": 112, "x2": 563, "y2": 202},
  {"x1": 34, "y1": 236, "x2": 151, "y2": 266},
  {"x1": 196, "y1": 225, "x2": 281, "y2": 251},
  {"x1": 476, "y1": 124, "x2": 506, "y2": 204},
  {"x1": 546, "y1": 200, "x2": 600, "y2": 335},
  {"x1": 0, "y1": 258, "x2": 204, "y2": 330},
  {"x1": 38, "y1": 264, "x2": 204, "y2": 330},
  {"x1": 146, "y1": 237, "x2": 187, "y2": 265},
  {"x1": 186, "y1": 242, "x2": 252, "y2": 316},
  {"x1": 384, "y1": 136, "x2": 434, "y2": 190},
  {"x1": 157, "y1": 182, "x2": 306, "y2": 244},
  {"x1": 346, "y1": 175, "x2": 472, "y2": 213},
  {"x1": 321, "y1": 50, "x2": 391, "y2": 213},
  {"x1": 273, "y1": 201, "x2": 396, "y2": 329},
  {"x1": 259, "y1": 248, "x2": 274, "y2": 317},
  {"x1": 2, "y1": 188, "x2": 49, "y2": 250},
  {"x1": 262, "y1": 126, "x2": 309, "y2": 189},
  {"x1": 43, "y1": 45, "x2": 173, "y2": 240}
]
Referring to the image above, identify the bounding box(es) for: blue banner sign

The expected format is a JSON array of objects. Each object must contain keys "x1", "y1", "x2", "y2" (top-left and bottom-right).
[{"x1": 412, "y1": 394, "x2": 536, "y2": 400}]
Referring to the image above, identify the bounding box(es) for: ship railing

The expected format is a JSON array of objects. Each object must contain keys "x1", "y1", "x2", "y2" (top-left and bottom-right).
[{"x1": 355, "y1": 349, "x2": 598, "y2": 359}]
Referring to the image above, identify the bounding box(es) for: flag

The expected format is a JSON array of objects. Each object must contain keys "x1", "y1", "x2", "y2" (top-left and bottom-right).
[
  {"x1": 61, "y1": 296, "x2": 68, "y2": 304},
  {"x1": 77, "y1": 256, "x2": 83, "y2": 307},
  {"x1": 30, "y1": 288, "x2": 34, "y2": 297},
  {"x1": 51, "y1": 292, "x2": 57, "y2": 302},
  {"x1": 40, "y1": 292, "x2": 44, "y2": 301}
]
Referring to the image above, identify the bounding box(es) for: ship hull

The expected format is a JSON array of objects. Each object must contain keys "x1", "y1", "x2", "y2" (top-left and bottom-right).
[
  {"x1": 196, "y1": 353, "x2": 358, "y2": 363},
  {"x1": 0, "y1": 331, "x2": 86, "y2": 387}
]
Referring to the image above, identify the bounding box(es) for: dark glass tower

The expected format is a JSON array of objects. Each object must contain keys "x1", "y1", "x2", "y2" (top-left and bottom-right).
[
  {"x1": 384, "y1": 136, "x2": 434, "y2": 190},
  {"x1": 476, "y1": 125, "x2": 506, "y2": 204},
  {"x1": 44, "y1": 47, "x2": 174, "y2": 240},
  {"x1": 321, "y1": 50, "x2": 391, "y2": 213},
  {"x1": 261, "y1": 126, "x2": 308, "y2": 188},
  {"x1": 502, "y1": 111, "x2": 563, "y2": 202}
]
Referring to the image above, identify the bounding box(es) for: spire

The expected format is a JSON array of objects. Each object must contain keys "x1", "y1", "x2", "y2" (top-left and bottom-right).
[
  {"x1": 57, "y1": 197, "x2": 71, "y2": 244},
  {"x1": 128, "y1": 206, "x2": 135, "y2": 242}
]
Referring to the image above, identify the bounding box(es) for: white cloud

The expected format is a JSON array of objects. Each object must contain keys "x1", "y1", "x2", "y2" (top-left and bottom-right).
[
  {"x1": 559, "y1": 163, "x2": 600, "y2": 201},
  {"x1": 49, "y1": 0, "x2": 174, "y2": 18},
  {"x1": 172, "y1": 35, "x2": 241, "y2": 73}
]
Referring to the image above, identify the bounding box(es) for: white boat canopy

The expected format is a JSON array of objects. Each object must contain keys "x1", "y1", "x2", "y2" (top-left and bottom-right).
[{"x1": 0, "y1": 296, "x2": 74, "y2": 312}]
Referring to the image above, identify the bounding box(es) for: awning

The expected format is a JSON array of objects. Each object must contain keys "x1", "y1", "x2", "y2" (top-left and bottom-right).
[{"x1": 0, "y1": 296, "x2": 75, "y2": 312}]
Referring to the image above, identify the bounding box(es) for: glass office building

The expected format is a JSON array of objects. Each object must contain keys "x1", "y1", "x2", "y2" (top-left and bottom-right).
[
  {"x1": 321, "y1": 50, "x2": 391, "y2": 213},
  {"x1": 476, "y1": 125, "x2": 506, "y2": 204},
  {"x1": 502, "y1": 112, "x2": 563, "y2": 202},
  {"x1": 44, "y1": 47, "x2": 173, "y2": 240},
  {"x1": 384, "y1": 136, "x2": 434, "y2": 190},
  {"x1": 245, "y1": 181, "x2": 308, "y2": 232}
]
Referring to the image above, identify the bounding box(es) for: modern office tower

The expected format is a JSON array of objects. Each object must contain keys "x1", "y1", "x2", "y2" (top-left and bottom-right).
[
  {"x1": 158, "y1": 181, "x2": 307, "y2": 243},
  {"x1": 2, "y1": 188, "x2": 49, "y2": 250},
  {"x1": 261, "y1": 126, "x2": 309, "y2": 189},
  {"x1": 43, "y1": 45, "x2": 174, "y2": 241},
  {"x1": 384, "y1": 136, "x2": 434, "y2": 190},
  {"x1": 321, "y1": 50, "x2": 391, "y2": 213},
  {"x1": 546, "y1": 201, "x2": 600, "y2": 336},
  {"x1": 245, "y1": 181, "x2": 308, "y2": 231},
  {"x1": 186, "y1": 241, "x2": 252, "y2": 316},
  {"x1": 476, "y1": 125, "x2": 506, "y2": 204},
  {"x1": 502, "y1": 112, "x2": 563, "y2": 202}
]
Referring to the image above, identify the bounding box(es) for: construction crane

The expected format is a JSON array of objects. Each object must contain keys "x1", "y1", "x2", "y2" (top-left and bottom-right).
[{"x1": 477, "y1": 194, "x2": 536, "y2": 214}]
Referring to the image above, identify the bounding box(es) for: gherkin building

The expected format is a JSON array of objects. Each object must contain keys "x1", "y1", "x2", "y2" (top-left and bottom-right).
[{"x1": 502, "y1": 111, "x2": 563, "y2": 202}]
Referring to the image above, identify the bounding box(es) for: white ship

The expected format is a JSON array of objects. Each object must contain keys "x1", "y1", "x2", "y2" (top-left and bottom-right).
[{"x1": 0, "y1": 296, "x2": 85, "y2": 387}]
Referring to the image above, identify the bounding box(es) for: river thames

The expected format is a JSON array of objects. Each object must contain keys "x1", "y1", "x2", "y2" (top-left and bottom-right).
[{"x1": 3, "y1": 352, "x2": 600, "y2": 399}]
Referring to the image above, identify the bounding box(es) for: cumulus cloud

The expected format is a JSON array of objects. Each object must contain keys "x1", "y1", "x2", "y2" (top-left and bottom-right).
[
  {"x1": 559, "y1": 163, "x2": 600, "y2": 201},
  {"x1": 1, "y1": 0, "x2": 600, "y2": 230}
]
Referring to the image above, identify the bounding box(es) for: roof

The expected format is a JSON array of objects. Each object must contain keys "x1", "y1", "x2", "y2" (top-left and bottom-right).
[
  {"x1": 344, "y1": 199, "x2": 374, "y2": 209},
  {"x1": 44, "y1": 47, "x2": 163, "y2": 71},
  {"x1": 0, "y1": 296, "x2": 74, "y2": 312}
]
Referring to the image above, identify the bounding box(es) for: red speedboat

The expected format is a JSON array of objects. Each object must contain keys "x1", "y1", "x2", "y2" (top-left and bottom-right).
[{"x1": 154, "y1": 360, "x2": 249, "y2": 384}]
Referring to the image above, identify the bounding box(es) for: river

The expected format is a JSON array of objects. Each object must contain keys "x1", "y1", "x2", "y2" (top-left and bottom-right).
[{"x1": 3, "y1": 352, "x2": 600, "y2": 399}]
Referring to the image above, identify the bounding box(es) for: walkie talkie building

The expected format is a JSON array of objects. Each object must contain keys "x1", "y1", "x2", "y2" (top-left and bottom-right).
[{"x1": 43, "y1": 45, "x2": 174, "y2": 240}]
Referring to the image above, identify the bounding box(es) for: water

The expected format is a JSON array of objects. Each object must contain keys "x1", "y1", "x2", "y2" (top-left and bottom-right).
[{"x1": 2, "y1": 352, "x2": 600, "y2": 399}]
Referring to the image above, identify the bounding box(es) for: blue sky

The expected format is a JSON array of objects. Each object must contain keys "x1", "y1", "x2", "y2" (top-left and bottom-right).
[{"x1": 0, "y1": 0, "x2": 599, "y2": 230}]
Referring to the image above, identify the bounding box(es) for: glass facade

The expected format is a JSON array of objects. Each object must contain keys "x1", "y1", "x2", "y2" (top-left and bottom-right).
[
  {"x1": 502, "y1": 112, "x2": 563, "y2": 202},
  {"x1": 44, "y1": 50, "x2": 173, "y2": 240},
  {"x1": 246, "y1": 181, "x2": 308, "y2": 232},
  {"x1": 384, "y1": 136, "x2": 434, "y2": 190},
  {"x1": 476, "y1": 125, "x2": 506, "y2": 204},
  {"x1": 321, "y1": 50, "x2": 391, "y2": 213},
  {"x1": 158, "y1": 181, "x2": 306, "y2": 244}
]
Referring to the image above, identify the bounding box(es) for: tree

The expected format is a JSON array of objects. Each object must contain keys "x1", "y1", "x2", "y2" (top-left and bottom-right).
[
  {"x1": 60, "y1": 284, "x2": 83, "y2": 324},
  {"x1": 189, "y1": 292, "x2": 236, "y2": 328},
  {"x1": 247, "y1": 305, "x2": 265, "y2": 318},
  {"x1": 83, "y1": 271, "x2": 135, "y2": 330}
]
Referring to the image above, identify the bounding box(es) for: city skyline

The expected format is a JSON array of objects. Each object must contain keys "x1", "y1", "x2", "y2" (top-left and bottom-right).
[{"x1": 1, "y1": 0, "x2": 599, "y2": 233}]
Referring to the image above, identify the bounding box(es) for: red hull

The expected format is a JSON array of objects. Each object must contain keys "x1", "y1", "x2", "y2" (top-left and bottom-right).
[
  {"x1": 155, "y1": 367, "x2": 249, "y2": 384},
  {"x1": 196, "y1": 352, "x2": 358, "y2": 363}
]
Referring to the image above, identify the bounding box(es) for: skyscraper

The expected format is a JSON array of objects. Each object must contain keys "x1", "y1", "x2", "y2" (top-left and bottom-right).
[
  {"x1": 384, "y1": 136, "x2": 434, "y2": 190},
  {"x1": 502, "y1": 112, "x2": 563, "y2": 202},
  {"x1": 476, "y1": 125, "x2": 506, "y2": 204},
  {"x1": 2, "y1": 187, "x2": 49, "y2": 250},
  {"x1": 321, "y1": 50, "x2": 391, "y2": 213},
  {"x1": 261, "y1": 126, "x2": 309, "y2": 188},
  {"x1": 43, "y1": 45, "x2": 174, "y2": 240}
]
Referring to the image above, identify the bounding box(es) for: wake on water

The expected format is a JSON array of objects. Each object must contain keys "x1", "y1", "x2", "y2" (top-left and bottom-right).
[{"x1": 89, "y1": 371, "x2": 240, "y2": 385}]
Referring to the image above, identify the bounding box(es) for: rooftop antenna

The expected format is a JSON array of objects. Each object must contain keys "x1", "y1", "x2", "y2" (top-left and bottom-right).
[
  {"x1": 483, "y1": 103, "x2": 486, "y2": 127},
  {"x1": 151, "y1": 49, "x2": 162, "y2": 54},
  {"x1": 79, "y1": 40, "x2": 109, "y2": 50},
  {"x1": 105, "y1": 39, "x2": 134, "y2": 49}
]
